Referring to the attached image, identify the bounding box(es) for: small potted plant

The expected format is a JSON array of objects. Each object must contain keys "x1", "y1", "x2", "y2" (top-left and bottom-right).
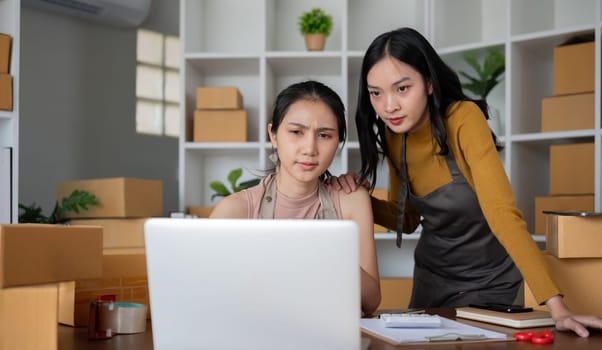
[
  {"x1": 458, "y1": 49, "x2": 505, "y2": 133},
  {"x1": 298, "y1": 7, "x2": 333, "y2": 51}
]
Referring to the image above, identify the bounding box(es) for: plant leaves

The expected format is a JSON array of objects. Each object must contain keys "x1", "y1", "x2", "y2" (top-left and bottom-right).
[
  {"x1": 209, "y1": 181, "x2": 231, "y2": 196},
  {"x1": 18, "y1": 189, "x2": 99, "y2": 224},
  {"x1": 298, "y1": 7, "x2": 333, "y2": 35},
  {"x1": 227, "y1": 168, "x2": 243, "y2": 190},
  {"x1": 237, "y1": 178, "x2": 261, "y2": 192},
  {"x1": 459, "y1": 49, "x2": 505, "y2": 99}
]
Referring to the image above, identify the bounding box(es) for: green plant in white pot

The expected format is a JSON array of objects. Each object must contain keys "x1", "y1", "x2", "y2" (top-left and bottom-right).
[{"x1": 298, "y1": 7, "x2": 333, "y2": 51}]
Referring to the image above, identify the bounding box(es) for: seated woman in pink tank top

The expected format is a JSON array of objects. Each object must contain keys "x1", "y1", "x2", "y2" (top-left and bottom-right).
[{"x1": 210, "y1": 81, "x2": 381, "y2": 315}]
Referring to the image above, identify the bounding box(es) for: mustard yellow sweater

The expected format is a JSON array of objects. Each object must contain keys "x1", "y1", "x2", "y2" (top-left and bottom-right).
[{"x1": 371, "y1": 101, "x2": 560, "y2": 305}]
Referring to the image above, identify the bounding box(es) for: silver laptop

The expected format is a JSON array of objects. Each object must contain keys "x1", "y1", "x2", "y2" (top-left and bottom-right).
[{"x1": 144, "y1": 218, "x2": 361, "y2": 350}]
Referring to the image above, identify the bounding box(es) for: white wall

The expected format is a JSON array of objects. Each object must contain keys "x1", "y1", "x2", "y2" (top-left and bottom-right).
[{"x1": 19, "y1": 0, "x2": 179, "y2": 216}]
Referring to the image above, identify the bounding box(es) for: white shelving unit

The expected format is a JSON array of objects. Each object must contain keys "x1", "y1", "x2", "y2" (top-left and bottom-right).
[
  {"x1": 180, "y1": 0, "x2": 602, "y2": 277},
  {"x1": 0, "y1": 0, "x2": 20, "y2": 223}
]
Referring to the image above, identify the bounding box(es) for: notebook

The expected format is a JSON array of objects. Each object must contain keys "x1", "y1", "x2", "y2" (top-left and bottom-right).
[
  {"x1": 455, "y1": 307, "x2": 555, "y2": 328},
  {"x1": 144, "y1": 218, "x2": 362, "y2": 350}
]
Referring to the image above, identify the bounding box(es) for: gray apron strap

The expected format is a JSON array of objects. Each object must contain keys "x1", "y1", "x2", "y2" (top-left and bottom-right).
[{"x1": 259, "y1": 175, "x2": 337, "y2": 219}]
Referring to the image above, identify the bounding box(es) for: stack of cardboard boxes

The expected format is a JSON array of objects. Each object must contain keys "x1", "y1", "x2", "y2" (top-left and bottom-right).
[
  {"x1": 525, "y1": 212, "x2": 602, "y2": 315},
  {"x1": 0, "y1": 224, "x2": 103, "y2": 349},
  {"x1": 533, "y1": 38, "x2": 595, "y2": 235},
  {"x1": 55, "y1": 177, "x2": 163, "y2": 327},
  {"x1": 193, "y1": 86, "x2": 247, "y2": 142},
  {"x1": 0, "y1": 33, "x2": 12, "y2": 111}
]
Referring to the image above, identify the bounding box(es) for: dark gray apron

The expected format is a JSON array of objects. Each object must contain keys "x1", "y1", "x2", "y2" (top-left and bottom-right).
[{"x1": 402, "y1": 136, "x2": 522, "y2": 308}]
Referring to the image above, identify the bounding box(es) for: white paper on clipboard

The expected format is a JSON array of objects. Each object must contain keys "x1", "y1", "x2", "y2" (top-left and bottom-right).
[{"x1": 360, "y1": 316, "x2": 510, "y2": 345}]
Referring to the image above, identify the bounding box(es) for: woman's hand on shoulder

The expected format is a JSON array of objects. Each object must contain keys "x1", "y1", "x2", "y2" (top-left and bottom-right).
[
  {"x1": 546, "y1": 295, "x2": 602, "y2": 337},
  {"x1": 326, "y1": 172, "x2": 369, "y2": 193}
]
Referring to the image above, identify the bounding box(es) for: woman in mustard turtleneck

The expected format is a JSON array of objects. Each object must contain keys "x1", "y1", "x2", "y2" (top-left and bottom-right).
[{"x1": 333, "y1": 27, "x2": 602, "y2": 336}]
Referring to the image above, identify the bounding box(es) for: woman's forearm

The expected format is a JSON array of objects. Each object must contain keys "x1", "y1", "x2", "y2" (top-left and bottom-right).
[{"x1": 360, "y1": 267, "x2": 381, "y2": 316}]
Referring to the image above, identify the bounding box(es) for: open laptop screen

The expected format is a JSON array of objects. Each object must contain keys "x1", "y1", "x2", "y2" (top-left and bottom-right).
[{"x1": 145, "y1": 218, "x2": 361, "y2": 350}]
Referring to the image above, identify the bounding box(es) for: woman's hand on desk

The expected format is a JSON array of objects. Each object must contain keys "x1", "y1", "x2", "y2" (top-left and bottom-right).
[{"x1": 546, "y1": 295, "x2": 602, "y2": 337}]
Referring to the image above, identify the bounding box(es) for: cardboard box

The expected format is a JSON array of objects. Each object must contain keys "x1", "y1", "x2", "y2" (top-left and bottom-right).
[
  {"x1": 378, "y1": 278, "x2": 413, "y2": 310},
  {"x1": 525, "y1": 254, "x2": 602, "y2": 315},
  {"x1": 534, "y1": 195, "x2": 594, "y2": 234},
  {"x1": 0, "y1": 284, "x2": 58, "y2": 350},
  {"x1": 554, "y1": 41, "x2": 594, "y2": 95},
  {"x1": 0, "y1": 34, "x2": 10, "y2": 74},
  {"x1": 546, "y1": 213, "x2": 602, "y2": 258},
  {"x1": 188, "y1": 206, "x2": 214, "y2": 218},
  {"x1": 58, "y1": 253, "x2": 149, "y2": 326},
  {"x1": 69, "y1": 218, "x2": 147, "y2": 250},
  {"x1": 193, "y1": 109, "x2": 247, "y2": 142},
  {"x1": 372, "y1": 189, "x2": 389, "y2": 233},
  {"x1": 56, "y1": 177, "x2": 163, "y2": 219},
  {"x1": 0, "y1": 74, "x2": 12, "y2": 111},
  {"x1": 196, "y1": 86, "x2": 243, "y2": 110},
  {"x1": 549, "y1": 143, "x2": 594, "y2": 195},
  {"x1": 541, "y1": 93, "x2": 594, "y2": 132},
  {"x1": 0, "y1": 224, "x2": 102, "y2": 288}
]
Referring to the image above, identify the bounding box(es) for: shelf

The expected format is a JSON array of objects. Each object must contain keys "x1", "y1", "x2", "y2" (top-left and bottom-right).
[
  {"x1": 184, "y1": 142, "x2": 263, "y2": 150},
  {"x1": 432, "y1": 0, "x2": 507, "y2": 50},
  {"x1": 510, "y1": 130, "x2": 597, "y2": 143},
  {"x1": 180, "y1": 1, "x2": 602, "y2": 276},
  {"x1": 509, "y1": 0, "x2": 597, "y2": 36}
]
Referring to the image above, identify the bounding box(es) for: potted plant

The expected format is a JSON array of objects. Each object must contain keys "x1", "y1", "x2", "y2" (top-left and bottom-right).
[
  {"x1": 458, "y1": 49, "x2": 505, "y2": 100},
  {"x1": 18, "y1": 190, "x2": 100, "y2": 224},
  {"x1": 458, "y1": 49, "x2": 505, "y2": 133},
  {"x1": 209, "y1": 168, "x2": 260, "y2": 201},
  {"x1": 298, "y1": 7, "x2": 333, "y2": 51}
]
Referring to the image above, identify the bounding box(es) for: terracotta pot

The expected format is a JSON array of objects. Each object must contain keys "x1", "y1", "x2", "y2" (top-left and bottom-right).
[{"x1": 304, "y1": 34, "x2": 326, "y2": 51}]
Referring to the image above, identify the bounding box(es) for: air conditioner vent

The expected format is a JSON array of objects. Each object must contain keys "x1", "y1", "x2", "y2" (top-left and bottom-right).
[{"x1": 22, "y1": 0, "x2": 152, "y2": 28}]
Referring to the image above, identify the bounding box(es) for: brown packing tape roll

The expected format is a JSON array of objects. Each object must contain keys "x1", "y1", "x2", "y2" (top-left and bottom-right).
[{"x1": 98, "y1": 302, "x2": 147, "y2": 335}]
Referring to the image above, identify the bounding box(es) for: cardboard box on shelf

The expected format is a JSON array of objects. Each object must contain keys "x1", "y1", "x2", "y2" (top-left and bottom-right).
[
  {"x1": 541, "y1": 92, "x2": 594, "y2": 132},
  {"x1": 0, "y1": 224, "x2": 102, "y2": 288},
  {"x1": 0, "y1": 284, "x2": 58, "y2": 350},
  {"x1": 534, "y1": 195, "x2": 594, "y2": 234},
  {"x1": 554, "y1": 41, "x2": 594, "y2": 95},
  {"x1": 69, "y1": 218, "x2": 147, "y2": 250},
  {"x1": 58, "y1": 253, "x2": 149, "y2": 326},
  {"x1": 549, "y1": 143, "x2": 594, "y2": 195},
  {"x1": 196, "y1": 86, "x2": 243, "y2": 110},
  {"x1": 545, "y1": 213, "x2": 602, "y2": 258},
  {"x1": 56, "y1": 177, "x2": 163, "y2": 219},
  {"x1": 372, "y1": 189, "x2": 389, "y2": 233},
  {"x1": 0, "y1": 74, "x2": 12, "y2": 111},
  {"x1": 188, "y1": 206, "x2": 214, "y2": 218},
  {"x1": 0, "y1": 33, "x2": 11, "y2": 74},
  {"x1": 524, "y1": 253, "x2": 602, "y2": 315},
  {"x1": 193, "y1": 109, "x2": 247, "y2": 142}
]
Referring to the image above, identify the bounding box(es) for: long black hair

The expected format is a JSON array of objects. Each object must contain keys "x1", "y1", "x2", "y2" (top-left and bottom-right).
[{"x1": 355, "y1": 27, "x2": 499, "y2": 187}]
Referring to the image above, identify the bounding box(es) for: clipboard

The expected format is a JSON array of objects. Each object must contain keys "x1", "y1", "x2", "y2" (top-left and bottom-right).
[{"x1": 360, "y1": 316, "x2": 515, "y2": 346}]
